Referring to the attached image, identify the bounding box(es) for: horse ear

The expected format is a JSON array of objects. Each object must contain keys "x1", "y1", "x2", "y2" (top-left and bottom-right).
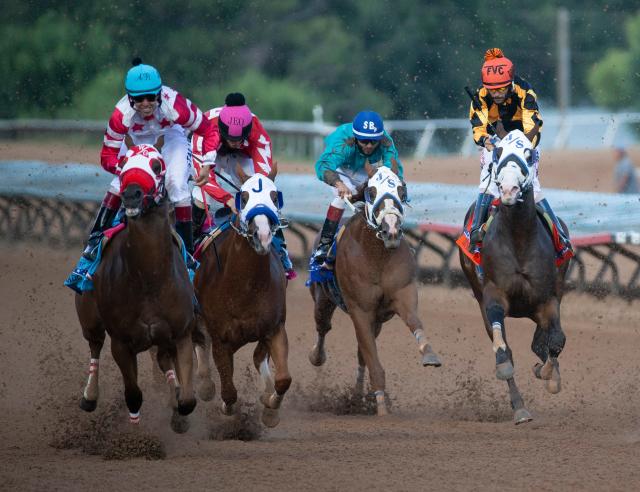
[
  {"x1": 364, "y1": 159, "x2": 376, "y2": 178},
  {"x1": 150, "y1": 159, "x2": 162, "y2": 176},
  {"x1": 236, "y1": 162, "x2": 250, "y2": 184},
  {"x1": 391, "y1": 158, "x2": 399, "y2": 176},
  {"x1": 124, "y1": 134, "x2": 134, "y2": 149},
  {"x1": 154, "y1": 135, "x2": 165, "y2": 153},
  {"x1": 267, "y1": 160, "x2": 278, "y2": 181}
]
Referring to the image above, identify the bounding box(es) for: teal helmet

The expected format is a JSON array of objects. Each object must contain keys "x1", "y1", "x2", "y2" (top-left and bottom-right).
[{"x1": 125, "y1": 58, "x2": 162, "y2": 96}]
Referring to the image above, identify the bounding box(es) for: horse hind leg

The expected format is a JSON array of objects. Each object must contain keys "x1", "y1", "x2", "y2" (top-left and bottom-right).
[
  {"x1": 308, "y1": 284, "x2": 338, "y2": 367},
  {"x1": 211, "y1": 339, "x2": 238, "y2": 416},
  {"x1": 260, "y1": 325, "x2": 292, "y2": 428},
  {"x1": 193, "y1": 318, "x2": 216, "y2": 402},
  {"x1": 173, "y1": 333, "x2": 197, "y2": 416},
  {"x1": 79, "y1": 333, "x2": 105, "y2": 413},
  {"x1": 532, "y1": 319, "x2": 565, "y2": 395},
  {"x1": 155, "y1": 346, "x2": 190, "y2": 434},
  {"x1": 110, "y1": 339, "x2": 143, "y2": 424}
]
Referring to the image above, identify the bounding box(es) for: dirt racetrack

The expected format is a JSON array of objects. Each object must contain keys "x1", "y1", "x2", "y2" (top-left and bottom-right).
[
  {"x1": 1, "y1": 142, "x2": 640, "y2": 490},
  {"x1": 1, "y1": 244, "x2": 640, "y2": 490}
]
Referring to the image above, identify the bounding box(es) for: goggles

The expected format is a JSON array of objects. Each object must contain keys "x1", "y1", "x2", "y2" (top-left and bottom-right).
[{"x1": 131, "y1": 93, "x2": 159, "y2": 103}]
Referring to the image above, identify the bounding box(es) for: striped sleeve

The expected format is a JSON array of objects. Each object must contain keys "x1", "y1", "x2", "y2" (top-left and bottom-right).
[{"x1": 100, "y1": 107, "x2": 128, "y2": 173}]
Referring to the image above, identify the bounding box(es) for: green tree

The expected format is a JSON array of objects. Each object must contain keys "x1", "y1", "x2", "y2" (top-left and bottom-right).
[{"x1": 588, "y1": 12, "x2": 640, "y2": 110}]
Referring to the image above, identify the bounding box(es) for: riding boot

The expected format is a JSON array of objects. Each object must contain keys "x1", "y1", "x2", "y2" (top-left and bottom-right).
[
  {"x1": 82, "y1": 192, "x2": 121, "y2": 261},
  {"x1": 274, "y1": 228, "x2": 297, "y2": 280},
  {"x1": 192, "y1": 204, "x2": 207, "y2": 244},
  {"x1": 468, "y1": 193, "x2": 494, "y2": 250},
  {"x1": 311, "y1": 205, "x2": 344, "y2": 266},
  {"x1": 538, "y1": 198, "x2": 573, "y2": 251}
]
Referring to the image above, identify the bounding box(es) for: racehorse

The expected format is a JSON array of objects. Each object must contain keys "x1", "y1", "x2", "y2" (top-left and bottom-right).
[
  {"x1": 194, "y1": 163, "x2": 290, "y2": 428},
  {"x1": 459, "y1": 130, "x2": 571, "y2": 424},
  {"x1": 308, "y1": 160, "x2": 441, "y2": 416},
  {"x1": 75, "y1": 140, "x2": 197, "y2": 431}
]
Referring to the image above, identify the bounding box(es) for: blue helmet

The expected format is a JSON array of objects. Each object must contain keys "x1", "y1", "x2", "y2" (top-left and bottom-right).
[
  {"x1": 352, "y1": 110, "x2": 384, "y2": 140},
  {"x1": 125, "y1": 59, "x2": 162, "y2": 96}
]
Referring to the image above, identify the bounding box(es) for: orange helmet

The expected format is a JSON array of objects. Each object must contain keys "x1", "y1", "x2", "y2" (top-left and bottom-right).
[{"x1": 481, "y1": 48, "x2": 514, "y2": 89}]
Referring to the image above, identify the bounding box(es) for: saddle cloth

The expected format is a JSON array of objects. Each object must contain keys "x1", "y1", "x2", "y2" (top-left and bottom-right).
[{"x1": 456, "y1": 203, "x2": 573, "y2": 267}]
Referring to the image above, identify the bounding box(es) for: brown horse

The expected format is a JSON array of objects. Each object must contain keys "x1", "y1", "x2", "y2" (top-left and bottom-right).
[
  {"x1": 308, "y1": 161, "x2": 441, "y2": 416},
  {"x1": 459, "y1": 130, "x2": 570, "y2": 424},
  {"x1": 194, "y1": 163, "x2": 290, "y2": 427},
  {"x1": 75, "y1": 142, "x2": 197, "y2": 431}
]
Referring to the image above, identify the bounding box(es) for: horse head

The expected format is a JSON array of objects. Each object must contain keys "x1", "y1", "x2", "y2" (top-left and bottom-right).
[
  {"x1": 492, "y1": 130, "x2": 535, "y2": 206},
  {"x1": 234, "y1": 162, "x2": 283, "y2": 254},
  {"x1": 363, "y1": 159, "x2": 405, "y2": 249},
  {"x1": 119, "y1": 139, "x2": 166, "y2": 218}
]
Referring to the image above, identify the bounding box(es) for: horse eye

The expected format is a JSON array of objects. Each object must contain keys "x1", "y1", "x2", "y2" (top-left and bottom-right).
[
  {"x1": 241, "y1": 191, "x2": 250, "y2": 207},
  {"x1": 270, "y1": 190, "x2": 278, "y2": 206},
  {"x1": 150, "y1": 159, "x2": 162, "y2": 175}
]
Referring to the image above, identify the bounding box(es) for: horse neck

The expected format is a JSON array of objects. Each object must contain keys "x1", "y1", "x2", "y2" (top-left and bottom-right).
[
  {"x1": 497, "y1": 188, "x2": 537, "y2": 242},
  {"x1": 351, "y1": 214, "x2": 395, "y2": 260},
  {"x1": 224, "y1": 226, "x2": 273, "y2": 284},
  {"x1": 124, "y1": 204, "x2": 174, "y2": 268}
]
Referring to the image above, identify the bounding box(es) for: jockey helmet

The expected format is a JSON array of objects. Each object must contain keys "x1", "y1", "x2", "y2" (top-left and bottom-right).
[
  {"x1": 481, "y1": 48, "x2": 514, "y2": 89},
  {"x1": 352, "y1": 110, "x2": 384, "y2": 140},
  {"x1": 125, "y1": 58, "x2": 162, "y2": 97},
  {"x1": 219, "y1": 93, "x2": 253, "y2": 142}
]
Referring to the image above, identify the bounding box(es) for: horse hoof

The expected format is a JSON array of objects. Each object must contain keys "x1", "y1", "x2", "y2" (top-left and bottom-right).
[
  {"x1": 421, "y1": 350, "x2": 442, "y2": 367},
  {"x1": 221, "y1": 401, "x2": 236, "y2": 416},
  {"x1": 177, "y1": 398, "x2": 197, "y2": 416},
  {"x1": 376, "y1": 404, "x2": 389, "y2": 417},
  {"x1": 261, "y1": 407, "x2": 280, "y2": 428},
  {"x1": 495, "y1": 361, "x2": 514, "y2": 380},
  {"x1": 513, "y1": 408, "x2": 533, "y2": 425},
  {"x1": 197, "y1": 379, "x2": 216, "y2": 402},
  {"x1": 545, "y1": 377, "x2": 562, "y2": 394},
  {"x1": 170, "y1": 411, "x2": 190, "y2": 434},
  {"x1": 308, "y1": 346, "x2": 326, "y2": 367},
  {"x1": 79, "y1": 397, "x2": 97, "y2": 412}
]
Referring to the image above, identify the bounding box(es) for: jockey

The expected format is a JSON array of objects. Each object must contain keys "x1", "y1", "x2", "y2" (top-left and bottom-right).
[
  {"x1": 468, "y1": 48, "x2": 572, "y2": 254},
  {"x1": 82, "y1": 58, "x2": 216, "y2": 260},
  {"x1": 310, "y1": 110, "x2": 404, "y2": 266},
  {"x1": 191, "y1": 92, "x2": 296, "y2": 280}
]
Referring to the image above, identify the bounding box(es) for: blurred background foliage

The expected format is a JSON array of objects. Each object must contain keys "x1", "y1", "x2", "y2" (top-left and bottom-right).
[{"x1": 1, "y1": 0, "x2": 639, "y2": 121}]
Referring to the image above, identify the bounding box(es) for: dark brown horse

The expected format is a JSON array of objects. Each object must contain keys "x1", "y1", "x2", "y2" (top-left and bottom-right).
[
  {"x1": 459, "y1": 130, "x2": 570, "y2": 424},
  {"x1": 309, "y1": 161, "x2": 441, "y2": 416},
  {"x1": 75, "y1": 142, "x2": 197, "y2": 431},
  {"x1": 194, "y1": 163, "x2": 290, "y2": 428}
]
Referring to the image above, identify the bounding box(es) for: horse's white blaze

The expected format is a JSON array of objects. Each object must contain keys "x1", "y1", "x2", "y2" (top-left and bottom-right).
[
  {"x1": 498, "y1": 166, "x2": 521, "y2": 205},
  {"x1": 382, "y1": 209, "x2": 399, "y2": 236},
  {"x1": 254, "y1": 214, "x2": 272, "y2": 249},
  {"x1": 492, "y1": 323, "x2": 507, "y2": 352}
]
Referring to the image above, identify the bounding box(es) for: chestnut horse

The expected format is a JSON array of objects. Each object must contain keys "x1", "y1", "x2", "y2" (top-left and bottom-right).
[
  {"x1": 194, "y1": 163, "x2": 290, "y2": 428},
  {"x1": 459, "y1": 130, "x2": 571, "y2": 424},
  {"x1": 75, "y1": 142, "x2": 197, "y2": 431},
  {"x1": 309, "y1": 161, "x2": 441, "y2": 416}
]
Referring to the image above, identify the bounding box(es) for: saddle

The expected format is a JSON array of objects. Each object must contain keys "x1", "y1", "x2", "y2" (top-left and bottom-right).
[
  {"x1": 306, "y1": 225, "x2": 348, "y2": 312},
  {"x1": 456, "y1": 202, "x2": 573, "y2": 267},
  {"x1": 64, "y1": 221, "x2": 196, "y2": 294}
]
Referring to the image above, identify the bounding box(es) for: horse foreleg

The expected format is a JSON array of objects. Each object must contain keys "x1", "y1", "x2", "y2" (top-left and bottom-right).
[
  {"x1": 193, "y1": 318, "x2": 216, "y2": 402},
  {"x1": 173, "y1": 334, "x2": 197, "y2": 416},
  {"x1": 355, "y1": 348, "x2": 366, "y2": 397},
  {"x1": 351, "y1": 308, "x2": 387, "y2": 416},
  {"x1": 392, "y1": 283, "x2": 441, "y2": 367},
  {"x1": 111, "y1": 339, "x2": 143, "y2": 424},
  {"x1": 211, "y1": 338, "x2": 237, "y2": 416},
  {"x1": 482, "y1": 290, "x2": 513, "y2": 380},
  {"x1": 261, "y1": 325, "x2": 292, "y2": 428},
  {"x1": 309, "y1": 284, "x2": 337, "y2": 366},
  {"x1": 80, "y1": 329, "x2": 105, "y2": 413},
  {"x1": 480, "y1": 291, "x2": 531, "y2": 424}
]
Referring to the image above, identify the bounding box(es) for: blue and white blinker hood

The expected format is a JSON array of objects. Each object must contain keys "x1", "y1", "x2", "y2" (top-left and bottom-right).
[
  {"x1": 492, "y1": 129, "x2": 535, "y2": 195},
  {"x1": 235, "y1": 174, "x2": 283, "y2": 226},
  {"x1": 364, "y1": 166, "x2": 405, "y2": 227}
]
